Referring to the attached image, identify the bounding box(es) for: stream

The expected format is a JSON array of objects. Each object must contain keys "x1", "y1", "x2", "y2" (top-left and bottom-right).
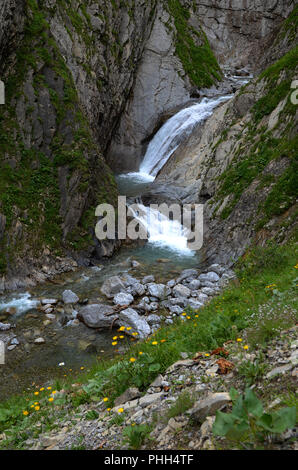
[{"x1": 0, "y1": 88, "x2": 247, "y2": 400}]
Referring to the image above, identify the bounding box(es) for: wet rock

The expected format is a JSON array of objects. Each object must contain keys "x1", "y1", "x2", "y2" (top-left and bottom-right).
[
  {"x1": 41, "y1": 299, "x2": 58, "y2": 305},
  {"x1": 100, "y1": 276, "x2": 126, "y2": 299},
  {"x1": 113, "y1": 292, "x2": 134, "y2": 307},
  {"x1": 131, "y1": 260, "x2": 141, "y2": 268},
  {"x1": 78, "y1": 304, "x2": 118, "y2": 329},
  {"x1": 34, "y1": 337, "x2": 45, "y2": 344},
  {"x1": 118, "y1": 308, "x2": 151, "y2": 339},
  {"x1": 62, "y1": 290, "x2": 79, "y2": 304}
]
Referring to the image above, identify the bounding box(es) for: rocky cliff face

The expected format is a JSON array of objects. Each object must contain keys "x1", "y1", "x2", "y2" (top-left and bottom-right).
[
  {"x1": 0, "y1": 0, "x2": 296, "y2": 291},
  {"x1": 195, "y1": 0, "x2": 294, "y2": 69},
  {"x1": 154, "y1": 7, "x2": 298, "y2": 265},
  {"x1": 0, "y1": 0, "x2": 158, "y2": 290}
]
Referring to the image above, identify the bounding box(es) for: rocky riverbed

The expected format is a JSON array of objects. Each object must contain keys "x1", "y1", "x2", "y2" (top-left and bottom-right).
[{"x1": 0, "y1": 260, "x2": 235, "y2": 400}]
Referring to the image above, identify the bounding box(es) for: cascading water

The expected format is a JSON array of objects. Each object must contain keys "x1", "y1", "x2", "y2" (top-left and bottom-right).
[
  {"x1": 118, "y1": 95, "x2": 234, "y2": 255},
  {"x1": 139, "y1": 95, "x2": 233, "y2": 178},
  {"x1": 128, "y1": 203, "x2": 194, "y2": 255}
]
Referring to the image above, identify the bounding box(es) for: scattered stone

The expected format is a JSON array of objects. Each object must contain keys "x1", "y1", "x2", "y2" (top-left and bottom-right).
[
  {"x1": 266, "y1": 364, "x2": 293, "y2": 379},
  {"x1": 100, "y1": 276, "x2": 126, "y2": 299},
  {"x1": 189, "y1": 393, "x2": 231, "y2": 424},
  {"x1": 62, "y1": 290, "x2": 79, "y2": 304},
  {"x1": 173, "y1": 284, "x2": 191, "y2": 298},
  {"x1": 34, "y1": 337, "x2": 45, "y2": 345},
  {"x1": 147, "y1": 283, "x2": 170, "y2": 299},
  {"x1": 113, "y1": 292, "x2": 134, "y2": 307},
  {"x1": 199, "y1": 272, "x2": 220, "y2": 283},
  {"x1": 119, "y1": 308, "x2": 151, "y2": 339},
  {"x1": 78, "y1": 304, "x2": 118, "y2": 329},
  {"x1": 114, "y1": 388, "x2": 142, "y2": 406}
]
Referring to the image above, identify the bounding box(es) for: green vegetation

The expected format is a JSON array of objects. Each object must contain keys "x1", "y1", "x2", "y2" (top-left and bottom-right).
[
  {"x1": 0, "y1": 241, "x2": 296, "y2": 450},
  {"x1": 213, "y1": 387, "x2": 296, "y2": 449},
  {"x1": 122, "y1": 423, "x2": 153, "y2": 449},
  {"x1": 166, "y1": 391, "x2": 196, "y2": 419},
  {"x1": 166, "y1": 0, "x2": 222, "y2": 88},
  {"x1": 214, "y1": 44, "x2": 298, "y2": 224},
  {"x1": 0, "y1": 0, "x2": 118, "y2": 272}
]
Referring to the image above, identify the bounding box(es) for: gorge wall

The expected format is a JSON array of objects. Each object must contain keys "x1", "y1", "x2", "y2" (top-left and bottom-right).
[{"x1": 0, "y1": 0, "x2": 296, "y2": 291}]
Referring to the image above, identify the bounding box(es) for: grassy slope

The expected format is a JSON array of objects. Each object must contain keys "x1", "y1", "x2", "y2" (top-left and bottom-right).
[{"x1": 0, "y1": 241, "x2": 297, "y2": 449}]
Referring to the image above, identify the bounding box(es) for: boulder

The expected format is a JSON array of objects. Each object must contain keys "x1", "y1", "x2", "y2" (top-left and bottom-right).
[
  {"x1": 114, "y1": 387, "x2": 141, "y2": 406},
  {"x1": 188, "y1": 393, "x2": 231, "y2": 424},
  {"x1": 198, "y1": 272, "x2": 220, "y2": 283},
  {"x1": 176, "y1": 269, "x2": 199, "y2": 283},
  {"x1": 118, "y1": 308, "x2": 151, "y2": 339},
  {"x1": 173, "y1": 284, "x2": 191, "y2": 298},
  {"x1": 100, "y1": 276, "x2": 126, "y2": 298},
  {"x1": 146, "y1": 314, "x2": 161, "y2": 325},
  {"x1": 142, "y1": 275, "x2": 155, "y2": 284},
  {"x1": 147, "y1": 283, "x2": 170, "y2": 299},
  {"x1": 62, "y1": 290, "x2": 79, "y2": 304},
  {"x1": 113, "y1": 292, "x2": 134, "y2": 307},
  {"x1": 78, "y1": 304, "x2": 118, "y2": 329}
]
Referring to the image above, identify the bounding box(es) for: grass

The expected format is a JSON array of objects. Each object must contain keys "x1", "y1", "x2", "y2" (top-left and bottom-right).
[
  {"x1": 0, "y1": 241, "x2": 297, "y2": 449},
  {"x1": 122, "y1": 424, "x2": 153, "y2": 450},
  {"x1": 166, "y1": 391, "x2": 196, "y2": 420}
]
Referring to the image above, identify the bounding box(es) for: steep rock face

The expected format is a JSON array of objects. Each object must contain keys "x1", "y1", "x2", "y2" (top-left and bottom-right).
[
  {"x1": 195, "y1": 0, "x2": 294, "y2": 69},
  {"x1": 155, "y1": 11, "x2": 298, "y2": 265},
  {"x1": 106, "y1": 0, "x2": 295, "y2": 173},
  {"x1": 0, "y1": 0, "x2": 158, "y2": 290},
  {"x1": 107, "y1": 6, "x2": 191, "y2": 173},
  {"x1": 107, "y1": 0, "x2": 222, "y2": 172}
]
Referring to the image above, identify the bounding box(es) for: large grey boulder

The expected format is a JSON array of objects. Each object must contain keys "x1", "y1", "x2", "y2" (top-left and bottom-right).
[
  {"x1": 173, "y1": 284, "x2": 191, "y2": 298},
  {"x1": 78, "y1": 304, "x2": 118, "y2": 329},
  {"x1": 176, "y1": 269, "x2": 199, "y2": 283},
  {"x1": 147, "y1": 283, "x2": 170, "y2": 299},
  {"x1": 142, "y1": 275, "x2": 155, "y2": 284},
  {"x1": 199, "y1": 272, "x2": 220, "y2": 283},
  {"x1": 113, "y1": 292, "x2": 134, "y2": 307},
  {"x1": 185, "y1": 299, "x2": 204, "y2": 310},
  {"x1": 146, "y1": 314, "x2": 161, "y2": 326},
  {"x1": 118, "y1": 308, "x2": 151, "y2": 339},
  {"x1": 188, "y1": 393, "x2": 231, "y2": 424},
  {"x1": 100, "y1": 276, "x2": 126, "y2": 299},
  {"x1": 62, "y1": 290, "x2": 79, "y2": 304}
]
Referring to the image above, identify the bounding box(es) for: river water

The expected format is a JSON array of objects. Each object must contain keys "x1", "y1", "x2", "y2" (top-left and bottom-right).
[{"x1": 0, "y1": 93, "x2": 236, "y2": 400}]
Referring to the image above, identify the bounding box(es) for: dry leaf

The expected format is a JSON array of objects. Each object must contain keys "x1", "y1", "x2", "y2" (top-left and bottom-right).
[
  {"x1": 211, "y1": 347, "x2": 229, "y2": 357},
  {"x1": 216, "y1": 358, "x2": 235, "y2": 375}
]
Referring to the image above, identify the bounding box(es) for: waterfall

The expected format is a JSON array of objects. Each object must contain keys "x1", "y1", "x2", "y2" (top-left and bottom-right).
[
  {"x1": 129, "y1": 203, "x2": 194, "y2": 255},
  {"x1": 139, "y1": 95, "x2": 233, "y2": 177}
]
